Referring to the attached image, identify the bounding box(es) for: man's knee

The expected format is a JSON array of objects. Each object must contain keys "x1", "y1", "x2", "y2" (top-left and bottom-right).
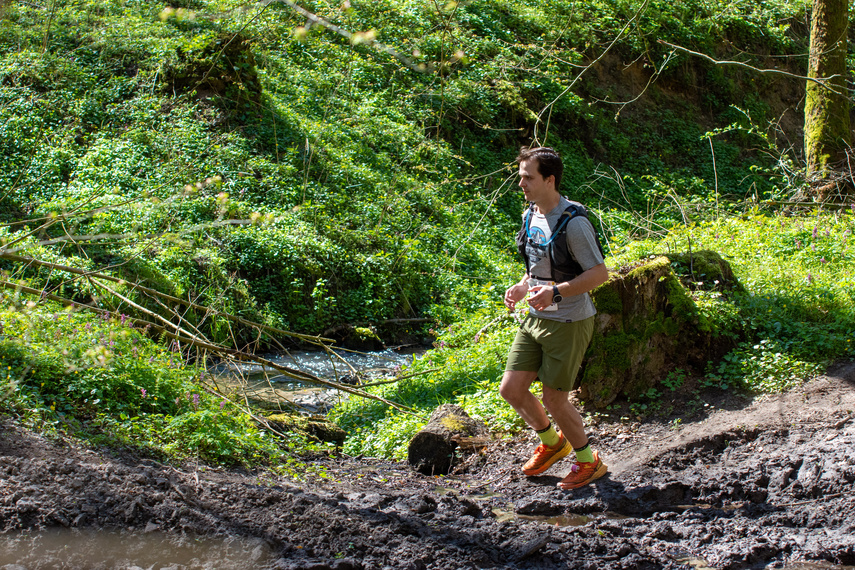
[
  {"x1": 499, "y1": 371, "x2": 535, "y2": 404},
  {"x1": 540, "y1": 387, "x2": 569, "y2": 411}
]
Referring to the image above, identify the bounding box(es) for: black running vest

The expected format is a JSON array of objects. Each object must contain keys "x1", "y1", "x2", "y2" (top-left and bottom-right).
[{"x1": 515, "y1": 201, "x2": 604, "y2": 283}]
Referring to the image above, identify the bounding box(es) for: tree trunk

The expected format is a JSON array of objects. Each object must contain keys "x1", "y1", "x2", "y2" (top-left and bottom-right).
[{"x1": 804, "y1": 0, "x2": 851, "y2": 194}]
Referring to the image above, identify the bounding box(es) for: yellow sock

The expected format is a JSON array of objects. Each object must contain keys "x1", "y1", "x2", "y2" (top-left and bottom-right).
[
  {"x1": 574, "y1": 442, "x2": 595, "y2": 463},
  {"x1": 536, "y1": 424, "x2": 561, "y2": 448}
]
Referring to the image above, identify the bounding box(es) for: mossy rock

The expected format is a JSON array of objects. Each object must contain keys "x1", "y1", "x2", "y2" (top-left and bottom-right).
[
  {"x1": 664, "y1": 250, "x2": 745, "y2": 293},
  {"x1": 162, "y1": 32, "x2": 261, "y2": 109},
  {"x1": 579, "y1": 252, "x2": 741, "y2": 408},
  {"x1": 264, "y1": 412, "x2": 346, "y2": 446}
]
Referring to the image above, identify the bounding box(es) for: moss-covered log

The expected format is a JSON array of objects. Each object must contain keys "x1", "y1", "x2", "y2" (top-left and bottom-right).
[
  {"x1": 579, "y1": 251, "x2": 741, "y2": 408},
  {"x1": 407, "y1": 404, "x2": 489, "y2": 476},
  {"x1": 264, "y1": 412, "x2": 347, "y2": 446}
]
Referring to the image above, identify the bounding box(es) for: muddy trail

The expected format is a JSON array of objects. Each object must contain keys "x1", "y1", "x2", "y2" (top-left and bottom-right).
[{"x1": 1, "y1": 362, "x2": 854, "y2": 570}]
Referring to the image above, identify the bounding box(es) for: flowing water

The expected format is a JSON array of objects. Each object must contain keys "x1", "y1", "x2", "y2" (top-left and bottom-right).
[{"x1": 210, "y1": 347, "x2": 422, "y2": 413}]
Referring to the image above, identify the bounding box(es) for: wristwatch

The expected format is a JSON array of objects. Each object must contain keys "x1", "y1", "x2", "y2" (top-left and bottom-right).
[{"x1": 551, "y1": 285, "x2": 563, "y2": 304}]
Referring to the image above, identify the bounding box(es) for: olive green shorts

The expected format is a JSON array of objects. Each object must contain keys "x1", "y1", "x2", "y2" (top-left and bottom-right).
[{"x1": 505, "y1": 315, "x2": 595, "y2": 391}]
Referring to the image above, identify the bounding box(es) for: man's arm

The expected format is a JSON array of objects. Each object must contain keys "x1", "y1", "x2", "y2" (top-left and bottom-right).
[
  {"x1": 527, "y1": 264, "x2": 608, "y2": 311},
  {"x1": 504, "y1": 273, "x2": 530, "y2": 311}
]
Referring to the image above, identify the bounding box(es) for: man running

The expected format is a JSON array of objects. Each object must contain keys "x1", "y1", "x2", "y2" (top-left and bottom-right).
[{"x1": 500, "y1": 146, "x2": 610, "y2": 490}]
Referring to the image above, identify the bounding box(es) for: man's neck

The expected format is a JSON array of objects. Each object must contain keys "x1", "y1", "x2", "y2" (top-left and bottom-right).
[{"x1": 534, "y1": 192, "x2": 561, "y2": 214}]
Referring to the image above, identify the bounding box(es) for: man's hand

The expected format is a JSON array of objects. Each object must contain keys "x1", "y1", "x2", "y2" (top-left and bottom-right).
[
  {"x1": 527, "y1": 285, "x2": 554, "y2": 311},
  {"x1": 504, "y1": 282, "x2": 529, "y2": 311}
]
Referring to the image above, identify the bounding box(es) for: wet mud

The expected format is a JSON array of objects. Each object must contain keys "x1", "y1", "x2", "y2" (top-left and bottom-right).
[{"x1": 1, "y1": 361, "x2": 854, "y2": 569}]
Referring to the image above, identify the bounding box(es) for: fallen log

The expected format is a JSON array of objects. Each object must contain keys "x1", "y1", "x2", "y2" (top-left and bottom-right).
[{"x1": 407, "y1": 404, "x2": 489, "y2": 476}]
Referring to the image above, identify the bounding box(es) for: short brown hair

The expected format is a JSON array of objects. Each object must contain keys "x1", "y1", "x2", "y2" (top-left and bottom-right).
[{"x1": 516, "y1": 146, "x2": 563, "y2": 191}]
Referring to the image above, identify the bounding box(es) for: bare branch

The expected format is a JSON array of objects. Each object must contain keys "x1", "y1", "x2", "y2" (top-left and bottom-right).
[
  {"x1": 262, "y1": 0, "x2": 429, "y2": 73},
  {"x1": 658, "y1": 40, "x2": 850, "y2": 98},
  {"x1": 0, "y1": 278, "x2": 424, "y2": 417},
  {"x1": 535, "y1": 0, "x2": 652, "y2": 145},
  {"x1": 0, "y1": 251, "x2": 330, "y2": 345}
]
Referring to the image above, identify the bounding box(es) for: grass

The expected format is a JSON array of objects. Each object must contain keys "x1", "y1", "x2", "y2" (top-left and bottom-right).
[
  {"x1": 333, "y1": 208, "x2": 855, "y2": 458},
  {"x1": 0, "y1": 296, "x2": 322, "y2": 470}
]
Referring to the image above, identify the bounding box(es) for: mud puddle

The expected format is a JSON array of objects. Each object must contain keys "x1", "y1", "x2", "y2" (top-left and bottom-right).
[{"x1": 0, "y1": 527, "x2": 274, "y2": 569}]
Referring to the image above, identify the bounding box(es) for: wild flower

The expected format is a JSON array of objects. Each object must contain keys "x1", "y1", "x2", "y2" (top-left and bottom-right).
[
  {"x1": 821, "y1": 257, "x2": 827, "y2": 264},
  {"x1": 192, "y1": 393, "x2": 200, "y2": 409},
  {"x1": 219, "y1": 399, "x2": 226, "y2": 410},
  {"x1": 141, "y1": 388, "x2": 147, "y2": 398},
  {"x1": 807, "y1": 273, "x2": 813, "y2": 283},
  {"x1": 812, "y1": 225, "x2": 818, "y2": 239}
]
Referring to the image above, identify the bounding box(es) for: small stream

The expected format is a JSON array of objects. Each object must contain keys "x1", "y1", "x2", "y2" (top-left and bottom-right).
[{"x1": 210, "y1": 347, "x2": 423, "y2": 413}]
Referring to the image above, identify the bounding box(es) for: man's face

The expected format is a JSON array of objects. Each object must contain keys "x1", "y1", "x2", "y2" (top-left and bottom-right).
[{"x1": 518, "y1": 158, "x2": 554, "y2": 203}]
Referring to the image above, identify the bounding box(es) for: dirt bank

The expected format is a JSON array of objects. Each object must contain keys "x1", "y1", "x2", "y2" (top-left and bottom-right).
[{"x1": 1, "y1": 362, "x2": 854, "y2": 569}]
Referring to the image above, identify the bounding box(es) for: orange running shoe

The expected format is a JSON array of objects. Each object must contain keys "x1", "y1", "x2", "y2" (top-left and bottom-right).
[
  {"x1": 522, "y1": 436, "x2": 572, "y2": 476},
  {"x1": 556, "y1": 450, "x2": 608, "y2": 490}
]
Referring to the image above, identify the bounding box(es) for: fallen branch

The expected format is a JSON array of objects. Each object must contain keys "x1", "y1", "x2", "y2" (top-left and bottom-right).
[
  {"x1": 0, "y1": 279, "x2": 424, "y2": 418},
  {"x1": 0, "y1": 252, "x2": 330, "y2": 345},
  {"x1": 358, "y1": 368, "x2": 441, "y2": 388},
  {"x1": 761, "y1": 200, "x2": 855, "y2": 209},
  {"x1": 474, "y1": 314, "x2": 512, "y2": 342}
]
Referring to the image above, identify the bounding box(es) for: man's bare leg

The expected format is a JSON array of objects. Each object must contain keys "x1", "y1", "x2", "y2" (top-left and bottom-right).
[
  {"x1": 541, "y1": 385, "x2": 587, "y2": 449},
  {"x1": 499, "y1": 370, "x2": 548, "y2": 430}
]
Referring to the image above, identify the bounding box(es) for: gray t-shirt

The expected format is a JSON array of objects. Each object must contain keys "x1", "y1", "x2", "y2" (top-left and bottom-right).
[{"x1": 523, "y1": 197, "x2": 604, "y2": 322}]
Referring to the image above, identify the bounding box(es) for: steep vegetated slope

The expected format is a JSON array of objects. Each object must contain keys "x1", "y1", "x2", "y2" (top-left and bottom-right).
[
  {"x1": 1, "y1": 1, "x2": 854, "y2": 465},
  {"x1": 0, "y1": 0, "x2": 824, "y2": 342}
]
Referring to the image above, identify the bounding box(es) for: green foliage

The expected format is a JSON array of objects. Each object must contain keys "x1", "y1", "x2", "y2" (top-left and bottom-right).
[
  {"x1": 0, "y1": 299, "x2": 296, "y2": 466},
  {"x1": 706, "y1": 339, "x2": 823, "y2": 392},
  {"x1": 611, "y1": 211, "x2": 855, "y2": 393},
  {"x1": 0, "y1": 0, "x2": 825, "y2": 344},
  {"x1": 1, "y1": 0, "x2": 851, "y2": 464}
]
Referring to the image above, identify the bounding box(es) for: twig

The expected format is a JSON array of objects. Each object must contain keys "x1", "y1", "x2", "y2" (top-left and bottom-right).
[
  {"x1": 358, "y1": 368, "x2": 441, "y2": 388},
  {"x1": 535, "y1": 0, "x2": 652, "y2": 145},
  {"x1": 776, "y1": 491, "x2": 848, "y2": 508},
  {"x1": 200, "y1": 384, "x2": 292, "y2": 441},
  {"x1": 263, "y1": 0, "x2": 429, "y2": 73},
  {"x1": 658, "y1": 40, "x2": 849, "y2": 98},
  {"x1": 0, "y1": 252, "x2": 329, "y2": 344},
  {"x1": 0, "y1": 279, "x2": 424, "y2": 418},
  {"x1": 474, "y1": 314, "x2": 512, "y2": 342}
]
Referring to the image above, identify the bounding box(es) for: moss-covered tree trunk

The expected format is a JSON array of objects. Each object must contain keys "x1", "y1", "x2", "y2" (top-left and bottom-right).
[{"x1": 804, "y1": 0, "x2": 851, "y2": 195}]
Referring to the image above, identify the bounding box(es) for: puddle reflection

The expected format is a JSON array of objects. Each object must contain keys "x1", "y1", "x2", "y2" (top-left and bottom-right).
[{"x1": 0, "y1": 528, "x2": 274, "y2": 569}]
